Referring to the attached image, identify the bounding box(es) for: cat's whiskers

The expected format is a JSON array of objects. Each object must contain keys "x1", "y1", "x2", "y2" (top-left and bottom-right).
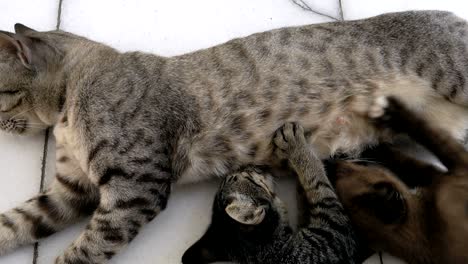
[
  {"x1": 346, "y1": 157, "x2": 382, "y2": 165},
  {"x1": 26, "y1": 126, "x2": 47, "y2": 129},
  {"x1": 25, "y1": 122, "x2": 48, "y2": 126},
  {"x1": 10, "y1": 105, "x2": 39, "y2": 119}
]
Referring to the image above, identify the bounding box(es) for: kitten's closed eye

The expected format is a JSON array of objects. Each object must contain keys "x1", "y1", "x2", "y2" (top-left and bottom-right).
[{"x1": 0, "y1": 90, "x2": 20, "y2": 95}]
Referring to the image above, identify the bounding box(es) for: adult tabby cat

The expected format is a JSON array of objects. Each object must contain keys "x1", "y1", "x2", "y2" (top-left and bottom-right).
[
  {"x1": 0, "y1": 10, "x2": 468, "y2": 263},
  {"x1": 326, "y1": 97, "x2": 468, "y2": 263},
  {"x1": 182, "y1": 123, "x2": 363, "y2": 264}
]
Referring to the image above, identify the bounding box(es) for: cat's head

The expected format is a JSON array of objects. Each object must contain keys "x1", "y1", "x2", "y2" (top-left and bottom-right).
[
  {"x1": 0, "y1": 24, "x2": 85, "y2": 134},
  {"x1": 325, "y1": 160, "x2": 408, "y2": 231},
  {"x1": 215, "y1": 165, "x2": 279, "y2": 226},
  {"x1": 182, "y1": 166, "x2": 284, "y2": 264}
]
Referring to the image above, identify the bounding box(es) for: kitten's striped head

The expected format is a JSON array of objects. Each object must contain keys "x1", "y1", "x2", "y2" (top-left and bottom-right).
[{"x1": 216, "y1": 165, "x2": 277, "y2": 226}]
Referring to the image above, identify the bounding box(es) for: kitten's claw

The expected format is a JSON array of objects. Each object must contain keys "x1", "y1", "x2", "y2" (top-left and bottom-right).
[
  {"x1": 368, "y1": 96, "x2": 389, "y2": 118},
  {"x1": 273, "y1": 122, "x2": 306, "y2": 159}
]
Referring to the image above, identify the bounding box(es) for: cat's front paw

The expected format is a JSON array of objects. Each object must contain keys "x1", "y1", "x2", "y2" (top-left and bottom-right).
[
  {"x1": 368, "y1": 96, "x2": 389, "y2": 118},
  {"x1": 273, "y1": 122, "x2": 306, "y2": 159}
]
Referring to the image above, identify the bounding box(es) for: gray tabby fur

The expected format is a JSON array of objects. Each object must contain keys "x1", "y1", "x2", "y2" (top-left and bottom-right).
[{"x1": 0, "y1": 10, "x2": 467, "y2": 263}]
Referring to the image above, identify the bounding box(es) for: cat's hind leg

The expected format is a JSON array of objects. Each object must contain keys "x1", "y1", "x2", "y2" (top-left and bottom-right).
[
  {"x1": 54, "y1": 141, "x2": 173, "y2": 264},
  {"x1": 0, "y1": 145, "x2": 99, "y2": 255}
]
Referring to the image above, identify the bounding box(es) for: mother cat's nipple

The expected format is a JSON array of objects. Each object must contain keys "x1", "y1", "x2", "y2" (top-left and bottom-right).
[{"x1": 336, "y1": 116, "x2": 349, "y2": 125}]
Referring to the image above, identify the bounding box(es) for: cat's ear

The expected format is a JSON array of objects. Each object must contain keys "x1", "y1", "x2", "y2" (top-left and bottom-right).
[
  {"x1": 0, "y1": 30, "x2": 26, "y2": 61},
  {"x1": 225, "y1": 195, "x2": 266, "y2": 225},
  {"x1": 0, "y1": 24, "x2": 55, "y2": 71},
  {"x1": 0, "y1": 30, "x2": 35, "y2": 69},
  {"x1": 14, "y1": 23, "x2": 37, "y2": 34},
  {"x1": 356, "y1": 182, "x2": 407, "y2": 225},
  {"x1": 182, "y1": 230, "x2": 227, "y2": 264},
  {"x1": 182, "y1": 241, "x2": 218, "y2": 264}
]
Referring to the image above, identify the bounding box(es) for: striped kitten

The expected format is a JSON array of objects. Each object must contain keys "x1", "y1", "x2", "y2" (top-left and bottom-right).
[
  {"x1": 326, "y1": 97, "x2": 468, "y2": 264},
  {"x1": 182, "y1": 123, "x2": 362, "y2": 264}
]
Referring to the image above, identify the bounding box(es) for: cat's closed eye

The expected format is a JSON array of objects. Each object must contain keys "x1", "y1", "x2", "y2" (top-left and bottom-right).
[
  {"x1": 0, "y1": 90, "x2": 20, "y2": 95},
  {"x1": 256, "y1": 197, "x2": 271, "y2": 206}
]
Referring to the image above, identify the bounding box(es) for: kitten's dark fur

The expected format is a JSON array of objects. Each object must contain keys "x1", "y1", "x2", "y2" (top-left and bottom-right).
[
  {"x1": 326, "y1": 97, "x2": 468, "y2": 264},
  {"x1": 183, "y1": 123, "x2": 363, "y2": 264}
]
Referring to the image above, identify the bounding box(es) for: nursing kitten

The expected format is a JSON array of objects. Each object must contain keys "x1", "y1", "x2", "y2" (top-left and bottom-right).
[
  {"x1": 1, "y1": 10, "x2": 468, "y2": 263},
  {"x1": 182, "y1": 123, "x2": 362, "y2": 264},
  {"x1": 326, "y1": 97, "x2": 468, "y2": 264}
]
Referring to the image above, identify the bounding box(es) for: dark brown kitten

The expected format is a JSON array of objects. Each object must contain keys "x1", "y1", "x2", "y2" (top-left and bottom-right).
[{"x1": 326, "y1": 97, "x2": 468, "y2": 264}]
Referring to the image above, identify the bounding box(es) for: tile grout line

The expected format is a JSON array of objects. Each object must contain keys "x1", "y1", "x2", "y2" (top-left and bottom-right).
[
  {"x1": 32, "y1": 128, "x2": 49, "y2": 264},
  {"x1": 39, "y1": 129, "x2": 50, "y2": 193},
  {"x1": 32, "y1": 0, "x2": 63, "y2": 262},
  {"x1": 338, "y1": 0, "x2": 344, "y2": 20},
  {"x1": 379, "y1": 252, "x2": 384, "y2": 264},
  {"x1": 56, "y1": 0, "x2": 64, "y2": 30}
]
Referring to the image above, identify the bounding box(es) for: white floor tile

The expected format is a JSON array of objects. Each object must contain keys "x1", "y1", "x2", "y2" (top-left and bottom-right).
[
  {"x1": 1, "y1": 0, "x2": 57, "y2": 31},
  {"x1": 364, "y1": 253, "x2": 383, "y2": 264},
  {"x1": 60, "y1": 0, "x2": 333, "y2": 56},
  {"x1": 342, "y1": 0, "x2": 468, "y2": 21},
  {"x1": 0, "y1": 132, "x2": 47, "y2": 263},
  {"x1": 381, "y1": 253, "x2": 407, "y2": 264}
]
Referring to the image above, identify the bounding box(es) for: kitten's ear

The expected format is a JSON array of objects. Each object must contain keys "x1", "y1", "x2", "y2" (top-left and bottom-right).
[
  {"x1": 225, "y1": 196, "x2": 266, "y2": 225},
  {"x1": 182, "y1": 232, "x2": 227, "y2": 264},
  {"x1": 14, "y1": 23, "x2": 37, "y2": 34},
  {"x1": 356, "y1": 182, "x2": 407, "y2": 224}
]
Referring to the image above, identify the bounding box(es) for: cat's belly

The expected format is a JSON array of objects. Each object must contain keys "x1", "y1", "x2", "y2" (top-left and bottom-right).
[
  {"x1": 176, "y1": 73, "x2": 468, "y2": 185},
  {"x1": 176, "y1": 107, "x2": 377, "y2": 185}
]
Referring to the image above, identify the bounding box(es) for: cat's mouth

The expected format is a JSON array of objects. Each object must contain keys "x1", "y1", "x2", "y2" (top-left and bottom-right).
[{"x1": 0, "y1": 118, "x2": 27, "y2": 134}]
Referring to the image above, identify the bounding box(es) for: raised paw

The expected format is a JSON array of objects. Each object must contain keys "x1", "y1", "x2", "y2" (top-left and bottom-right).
[
  {"x1": 368, "y1": 96, "x2": 389, "y2": 118},
  {"x1": 273, "y1": 122, "x2": 306, "y2": 159},
  {"x1": 368, "y1": 96, "x2": 406, "y2": 128}
]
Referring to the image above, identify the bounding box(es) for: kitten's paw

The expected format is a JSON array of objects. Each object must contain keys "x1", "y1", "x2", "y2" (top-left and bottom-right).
[
  {"x1": 368, "y1": 96, "x2": 389, "y2": 118},
  {"x1": 273, "y1": 122, "x2": 306, "y2": 159},
  {"x1": 369, "y1": 96, "x2": 405, "y2": 129}
]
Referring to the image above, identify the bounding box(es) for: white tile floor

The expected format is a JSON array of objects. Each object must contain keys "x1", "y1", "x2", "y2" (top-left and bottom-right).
[{"x1": 1, "y1": 0, "x2": 468, "y2": 263}]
